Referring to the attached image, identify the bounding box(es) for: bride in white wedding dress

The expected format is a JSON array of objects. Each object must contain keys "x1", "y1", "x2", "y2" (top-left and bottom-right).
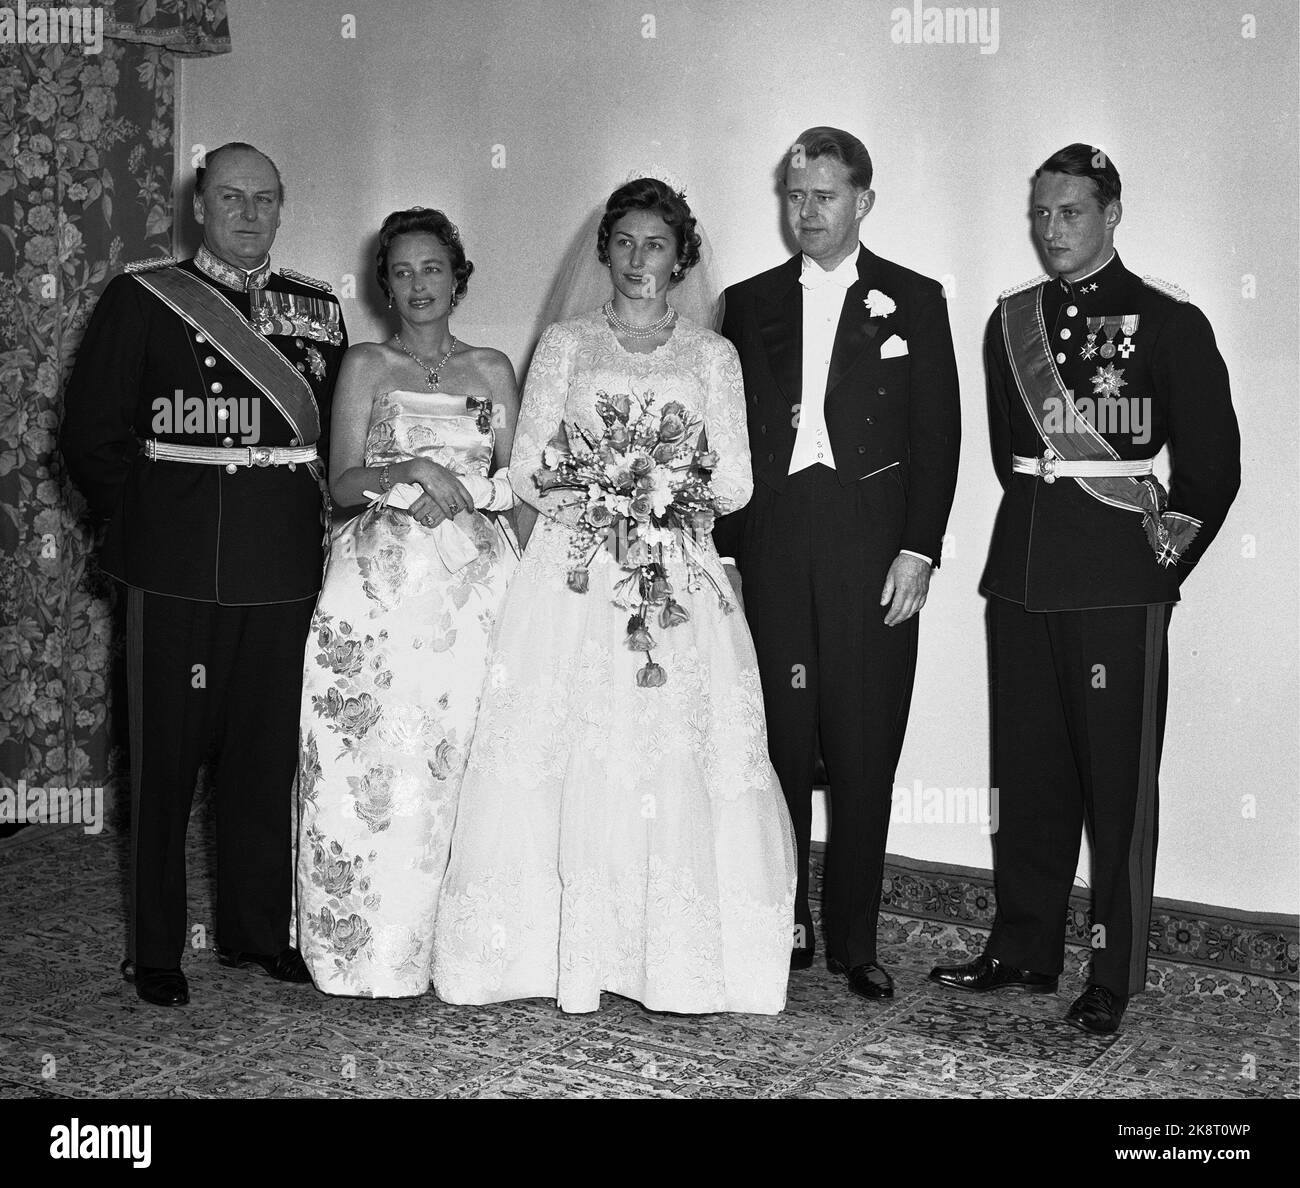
[{"x1": 432, "y1": 177, "x2": 796, "y2": 1014}]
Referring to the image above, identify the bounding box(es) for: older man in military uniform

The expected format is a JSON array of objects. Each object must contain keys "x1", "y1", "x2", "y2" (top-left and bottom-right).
[
  {"x1": 62, "y1": 142, "x2": 347, "y2": 1006},
  {"x1": 930, "y1": 144, "x2": 1240, "y2": 1034}
]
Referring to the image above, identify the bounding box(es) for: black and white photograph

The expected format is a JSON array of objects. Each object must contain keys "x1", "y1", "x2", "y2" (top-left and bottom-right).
[{"x1": 1, "y1": 0, "x2": 1295, "y2": 1155}]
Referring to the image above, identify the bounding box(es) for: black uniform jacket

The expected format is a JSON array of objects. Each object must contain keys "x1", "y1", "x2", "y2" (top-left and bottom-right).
[
  {"x1": 61, "y1": 258, "x2": 348, "y2": 604},
  {"x1": 713, "y1": 248, "x2": 961, "y2": 565},
  {"x1": 981, "y1": 254, "x2": 1240, "y2": 611}
]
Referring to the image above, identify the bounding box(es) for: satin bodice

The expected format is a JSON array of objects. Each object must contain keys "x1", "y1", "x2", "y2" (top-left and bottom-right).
[{"x1": 364, "y1": 389, "x2": 493, "y2": 478}]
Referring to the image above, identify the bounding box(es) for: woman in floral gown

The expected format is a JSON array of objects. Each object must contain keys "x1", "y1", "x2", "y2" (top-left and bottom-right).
[
  {"x1": 433, "y1": 178, "x2": 796, "y2": 1014},
  {"x1": 297, "y1": 209, "x2": 525, "y2": 997}
]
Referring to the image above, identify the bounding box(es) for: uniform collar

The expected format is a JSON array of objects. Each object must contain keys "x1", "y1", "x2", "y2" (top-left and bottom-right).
[
  {"x1": 800, "y1": 242, "x2": 861, "y2": 291},
  {"x1": 195, "y1": 243, "x2": 272, "y2": 291},
  {"x1": 1055, "y1": 251, "x2": 1120, "y2": 301}
]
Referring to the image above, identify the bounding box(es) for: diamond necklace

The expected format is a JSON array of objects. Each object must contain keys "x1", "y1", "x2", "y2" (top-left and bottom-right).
[
  {"x1": 393, "y1": 333, "x2": 457, "y2": 389},
  {"x1": 603, "y1": 300, "x2": 675, "y2": 339}
]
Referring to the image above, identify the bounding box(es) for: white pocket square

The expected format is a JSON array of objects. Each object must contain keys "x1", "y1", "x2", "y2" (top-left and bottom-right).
[{"x1": 879, "y1": 334, "x2": 909, "y2": 359}]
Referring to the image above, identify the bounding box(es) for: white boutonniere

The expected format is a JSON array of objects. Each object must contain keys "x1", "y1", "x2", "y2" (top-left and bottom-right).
[{"x1": 864, "y1": 289, "x2": 896, "y2": 318}]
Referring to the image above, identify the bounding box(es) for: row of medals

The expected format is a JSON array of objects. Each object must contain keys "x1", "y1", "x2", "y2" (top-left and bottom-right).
[{"x1": 1081, "y1": 313, "x2": 1139, "y2": 361}]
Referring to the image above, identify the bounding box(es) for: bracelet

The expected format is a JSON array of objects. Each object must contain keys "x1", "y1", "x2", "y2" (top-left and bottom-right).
[{"x1": 378, "y1": 463, "x2": 392, "y2": 493}]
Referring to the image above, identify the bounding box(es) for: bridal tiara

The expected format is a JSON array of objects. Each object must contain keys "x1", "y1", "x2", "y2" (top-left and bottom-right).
[{"x1": 622, "y1": 164, "x2": 687, "y2": 199}]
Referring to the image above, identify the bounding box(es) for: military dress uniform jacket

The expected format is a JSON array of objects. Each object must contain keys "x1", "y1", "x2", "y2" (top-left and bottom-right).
[
  {"x1": 61, "y1": 256, "x2": 348, "y2": 604},
  {"x1": 981, "y1": 254, "x2": 1240, "y2": 611},
  {"x1": 713, "y1": 249, "x2": 961, "y2": 565}
]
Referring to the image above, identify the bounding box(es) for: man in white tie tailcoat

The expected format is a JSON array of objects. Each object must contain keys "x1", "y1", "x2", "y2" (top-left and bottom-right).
[{"x1": 713, "y1": 127, "x2": 961, "y2": 999}]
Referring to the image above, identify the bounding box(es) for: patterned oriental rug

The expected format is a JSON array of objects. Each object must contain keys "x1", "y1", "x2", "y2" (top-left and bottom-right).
[{"x1": 0, "y1": 796, "x2": 1294, "y2": 1099}]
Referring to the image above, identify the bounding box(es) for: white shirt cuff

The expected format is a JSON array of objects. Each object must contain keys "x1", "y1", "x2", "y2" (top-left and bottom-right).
[{"x1": 900, "y1": 549, "x2": 934, "y2": 567}]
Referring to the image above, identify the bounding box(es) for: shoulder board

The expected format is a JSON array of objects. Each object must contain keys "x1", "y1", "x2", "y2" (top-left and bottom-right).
[
  {"x1": 124, "y1": 255, "x2": 178, "y2": 274},
  {"x1": 1141, "y1": 274, "x2": 1189, "y2": 303},
  {"x1": 279, "y1": 267, "x2": 333, "y2": 293},
  {"x1": 997, "y1": 274, "x2": 1048, "y2": 302}
]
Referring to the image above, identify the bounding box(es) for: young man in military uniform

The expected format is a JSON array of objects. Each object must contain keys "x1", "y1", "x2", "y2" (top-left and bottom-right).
[
  {"x1": 61, "y1": 142, "x2": 348, "y2": 1006},
  {"x1": 929, "y1": 144, "x2": 1240, "y2": 1033}
]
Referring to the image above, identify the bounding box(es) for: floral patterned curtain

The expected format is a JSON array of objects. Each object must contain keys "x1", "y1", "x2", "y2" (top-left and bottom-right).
[{"x1": 1, "y1": 2, "x2": 229, "y2": 811}]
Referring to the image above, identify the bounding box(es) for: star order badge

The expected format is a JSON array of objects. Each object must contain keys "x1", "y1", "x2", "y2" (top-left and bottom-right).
[
  {"x1": 1090, "y1": 363, "x2": 1128, "y2": 399},
  {"x1": 305, "y1": 345, "x2": 327, "y2": 380}
]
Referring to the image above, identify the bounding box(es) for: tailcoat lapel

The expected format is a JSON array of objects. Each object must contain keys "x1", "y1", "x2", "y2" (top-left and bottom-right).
[
  {"x1": 757, "y1": 255, "x2": 804, "y2": 405},
  {"x1": 826, "y1": 247, "x2": 881, "y2": 399}
]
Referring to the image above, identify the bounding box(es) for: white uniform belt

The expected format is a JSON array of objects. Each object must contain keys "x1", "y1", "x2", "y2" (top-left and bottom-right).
[
  {"x1": 1012, "y1": 452, "x2": 1153, "y2": 483},
  {"x1": 143, "y1": 440, "x2": 318, "y2": 468}
]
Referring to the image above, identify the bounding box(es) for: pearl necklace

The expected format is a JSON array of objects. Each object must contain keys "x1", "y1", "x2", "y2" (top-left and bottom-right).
[
  {"x1": 393, "y1": 333, "x2": 457, "y2": 389},
  {"x1": 603, "y1": 300, "x2": 675, "y2": 339}
]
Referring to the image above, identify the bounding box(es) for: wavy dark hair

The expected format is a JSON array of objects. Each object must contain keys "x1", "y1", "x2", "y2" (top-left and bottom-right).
[
  {"x1": 376, "y1": 207, "x2": 474, "y2": 302},
  {"x1": 596, "y1": 178, "x2": 701, "y2": 279},
  {"x1": 1035, "y1": 143, "x2": 1122, "y2": 209}
]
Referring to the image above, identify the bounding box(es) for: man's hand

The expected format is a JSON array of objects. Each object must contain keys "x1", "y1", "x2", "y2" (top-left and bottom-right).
[
  {"x1": 879, "y1": 553, "x2": 931, "y2": 626},
  {"x1": 724, "y1": 563, "x2": 744, "y2": 611}
]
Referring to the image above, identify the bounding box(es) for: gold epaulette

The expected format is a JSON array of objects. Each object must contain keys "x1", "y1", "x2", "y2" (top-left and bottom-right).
[
  {"x1": 124, "y1": 255, "x2": 178, "y2": 274},
  {"x1": 997, "y1": 274, "x2": 1048, "y2": 302},
  {"x1": 1141, "y1": 274, "x2": 1189, "y2": 303},
  {"x1": 279, "y1": 267, "x2": 333, "y2": 293}
]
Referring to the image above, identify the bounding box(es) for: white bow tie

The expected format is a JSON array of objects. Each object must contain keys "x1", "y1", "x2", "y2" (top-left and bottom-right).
[{"x1": 800, "y1": 257, "x2": 857, "y2": 291}]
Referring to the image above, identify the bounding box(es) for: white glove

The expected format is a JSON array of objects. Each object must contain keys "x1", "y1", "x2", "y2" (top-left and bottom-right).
[{"x1": 461, "y1": 472, "x2": 518, "y2": 512}]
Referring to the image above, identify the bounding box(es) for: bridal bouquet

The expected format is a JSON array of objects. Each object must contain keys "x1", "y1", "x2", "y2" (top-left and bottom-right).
[{"x1": 533, "y1": 389, "x2": 732, "y2": 687}]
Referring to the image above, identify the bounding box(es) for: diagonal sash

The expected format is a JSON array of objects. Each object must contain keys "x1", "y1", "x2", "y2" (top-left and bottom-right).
[
  {"x1": 134, "y1": 267, "x2": 321, "y2": 443},
  {"x1": 1002, "y1": 285, "x2": 1200, "y2": 566}
]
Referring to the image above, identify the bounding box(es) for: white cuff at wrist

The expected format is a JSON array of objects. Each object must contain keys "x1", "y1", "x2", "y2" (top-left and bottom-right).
[{"x1": 462, "y1": 472, "x2": 518, "y2": 511}]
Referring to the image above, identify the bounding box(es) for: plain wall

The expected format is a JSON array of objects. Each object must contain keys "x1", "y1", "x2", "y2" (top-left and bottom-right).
[{"x1": 178, "y1": 0, "x2": 1298, "y2": 913}]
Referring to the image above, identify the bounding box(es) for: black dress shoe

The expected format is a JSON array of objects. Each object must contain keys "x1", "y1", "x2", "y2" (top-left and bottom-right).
[
  {"x1": 1065, "y1": 984, "x2": 1127, "y2": 1034},
  {"x1": 216, "y1": 945, "x2": 312, "y2": 983},
  {"x1": 790, "y1": 947, "x2": 815, "y2": 971},
  {"x1": 929, "y1": 954, "x2": 1058, "y2": 993},
  {"x1": 827, "y1": 957, "x2": 894, "y2": 999},
  {"x1": 135, "y1": 965, "x2": 189, "y2": 1006}
]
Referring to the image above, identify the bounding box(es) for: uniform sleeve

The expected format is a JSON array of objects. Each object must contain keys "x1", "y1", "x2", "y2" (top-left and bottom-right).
[
  {"x1": 60, "y1": 274, "x2": 148, "y2": 521},
  {"x1": 901, "y1": 277, "x2": 961, "y2": 563},
  {"x1": 984, "y1": 306, "x2": 1014, "y2": 492},
  {"x1": 1158, "y1": 302, "x2": 1241, "y2": 574},
  {"x1": 704, "y1": 335, "x2": 753, "y2": 516},
  {"x1": 710, "y1": 286, "x2": 748, "y2": 561},
  {"x1": 508, "y1": 321, "x2": 575, "y2": 512}
]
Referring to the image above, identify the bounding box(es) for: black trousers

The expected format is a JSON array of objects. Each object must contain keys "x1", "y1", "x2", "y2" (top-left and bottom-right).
[
  {"x1": 984, "y1": 594, "x2": 1170, "y2": 998},
  {"x1": 125, "y1": 587, "x2": 314, "y2": 968},
  {"x1": 737, "y1": 465, "x2": 918, "y2": 967}
]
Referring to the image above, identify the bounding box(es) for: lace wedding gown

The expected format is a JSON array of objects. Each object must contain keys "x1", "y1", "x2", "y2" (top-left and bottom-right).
[
  {"x1": 433, "y1": 313, "x2": 797, "y2": 1014},
  {"x1": 297, "y1": 389, "x2": 518, "y2": 997}
]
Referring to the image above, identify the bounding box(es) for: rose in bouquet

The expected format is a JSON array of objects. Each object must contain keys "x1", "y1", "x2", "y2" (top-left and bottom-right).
[{"x1": 533, "y1": 389, "x2": 730, "y2": 686}]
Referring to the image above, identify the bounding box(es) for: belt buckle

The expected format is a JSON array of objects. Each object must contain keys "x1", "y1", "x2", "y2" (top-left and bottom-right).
[
  {"x1": 250, "y1": 446, "x2": 274, "y2": 468},
  {"x1": 1037, "y1": 449, "x2": 1058, "y2": 484}
]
